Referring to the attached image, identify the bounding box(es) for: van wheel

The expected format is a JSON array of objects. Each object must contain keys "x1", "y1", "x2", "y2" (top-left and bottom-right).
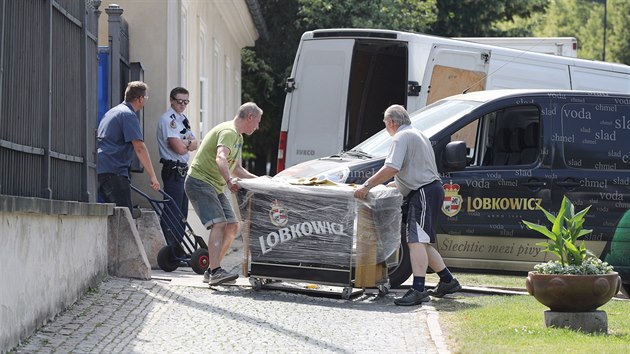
[{"x1": 387, "y1": 222, "x2": 412, "y2": 288}]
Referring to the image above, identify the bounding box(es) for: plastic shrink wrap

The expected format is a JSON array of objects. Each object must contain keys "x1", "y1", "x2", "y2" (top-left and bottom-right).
[{"x1": 236, "y1": 177, "x2": 402, "y2": 287}]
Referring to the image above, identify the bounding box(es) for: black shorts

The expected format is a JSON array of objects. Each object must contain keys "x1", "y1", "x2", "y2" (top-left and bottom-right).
[{"x1": 405, "y1": 180, "x2": 443, "y2": 244}]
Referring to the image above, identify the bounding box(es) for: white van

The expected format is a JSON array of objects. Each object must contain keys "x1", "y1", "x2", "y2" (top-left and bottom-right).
[
  {"x1": 277, "y1": 28, "x2": 630, "y2": 171},
  {"x1": 456, "y1": 37, "x2": 578, "y2": 57}
]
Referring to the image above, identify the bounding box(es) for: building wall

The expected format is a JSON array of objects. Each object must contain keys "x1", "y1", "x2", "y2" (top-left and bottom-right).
[
  {"x1": 97, "y1": 0, "x2": 258, "y2": 202},
  {"x1": 0, "y1": 200, "x2": 111, "y2": 353}
]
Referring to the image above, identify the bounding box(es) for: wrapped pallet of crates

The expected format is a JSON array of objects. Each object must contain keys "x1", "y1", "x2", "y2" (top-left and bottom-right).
[{"x1": 236, "y1": 177, "x2": 401, "y2": 299}]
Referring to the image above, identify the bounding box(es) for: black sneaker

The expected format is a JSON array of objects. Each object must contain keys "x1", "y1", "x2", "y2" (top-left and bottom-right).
[
  {"x1": 428, "y1": 278, "x2": 462, "y2": 298},
  {"x1": 203, "y1": 269, "x2": 210, "y2": 284},
  {"x1": 394, "y1": 289, "x2": 430, "y2": 306}
]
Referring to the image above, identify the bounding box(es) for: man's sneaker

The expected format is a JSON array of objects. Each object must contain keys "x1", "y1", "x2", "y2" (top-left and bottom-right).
[
  {"x1": 394, "y1": 289, "x2": 430, "y2": 306},
  {"x1": 209, "y1": 268, "x2": 239, "y2": 286},
  {"x1": 428, "y1": 278, "x2": 462, "y2": 298},
  {"x1": 202, "y1": 269, "x2": 210, "y2": 284}
]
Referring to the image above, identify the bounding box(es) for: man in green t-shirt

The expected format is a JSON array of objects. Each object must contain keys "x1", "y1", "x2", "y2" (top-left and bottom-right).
[{"x1": 185, "y1": 102, "x2": 262, "y2": 286}]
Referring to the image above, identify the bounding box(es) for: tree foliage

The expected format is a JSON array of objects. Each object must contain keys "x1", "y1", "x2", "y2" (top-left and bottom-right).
[
  {"x1": 532, "y1": 0, "x2": 630, "y2": 65},
  {"x1": 297, "y1": 0, "x2": 437, "y2": 32},
  {"x1": 429, "y1": 0, "x2": 548, "y2": 37}
]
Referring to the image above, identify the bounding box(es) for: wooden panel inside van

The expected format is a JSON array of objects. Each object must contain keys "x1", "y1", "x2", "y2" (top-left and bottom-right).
[{"x1": 427, "y1": 65, "x2": 486, "y2": 105}]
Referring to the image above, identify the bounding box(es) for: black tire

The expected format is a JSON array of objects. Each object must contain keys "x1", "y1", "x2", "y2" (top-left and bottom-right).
[
  {"x1": 157, "y1": 245, "x2": 180, "y2": 272},
  {"x1": 387, "y1": 221, "x2": 412, "y2": 288},
  {"x1": 190, "y1": 248, "x2": 209, "y2": 275}
]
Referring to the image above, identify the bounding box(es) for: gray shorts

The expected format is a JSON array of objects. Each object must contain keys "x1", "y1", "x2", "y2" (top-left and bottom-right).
[{"x1": 184, "y1": 175, "x2": 237, "y2": 229}]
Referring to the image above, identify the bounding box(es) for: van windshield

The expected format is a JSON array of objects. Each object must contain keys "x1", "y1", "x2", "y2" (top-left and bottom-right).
[{"x1": 350, "y1": 99, "x2": 482, "y2": 157}]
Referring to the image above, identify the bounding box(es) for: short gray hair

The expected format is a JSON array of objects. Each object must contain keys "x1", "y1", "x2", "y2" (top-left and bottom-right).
[
  {"x1": 237, "y1": 102, "x2": 263, "y2": 119},
  {"x1": 384, "y1": 104, "x2": 410, "y2": 125}
]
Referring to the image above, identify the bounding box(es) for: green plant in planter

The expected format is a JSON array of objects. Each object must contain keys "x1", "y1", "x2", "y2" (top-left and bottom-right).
[{"x1": 522, "y1": 196, "x2": 614, "y2": 275}]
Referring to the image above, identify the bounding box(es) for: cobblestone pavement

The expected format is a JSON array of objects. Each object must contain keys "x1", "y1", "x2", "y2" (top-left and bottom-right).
[
  {"x1": 14, "y1": 274, "x2": 446, "y2": 354},
  {"x1": 13, "y1": 236, "x2": 449, "y2": 354}
]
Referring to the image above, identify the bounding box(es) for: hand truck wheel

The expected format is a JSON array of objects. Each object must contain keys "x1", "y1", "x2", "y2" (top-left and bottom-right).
[
  {"x1": 157, "y1": 245, "x2": 179, "y2": 272},
  {"x1": 190, "y1": 248, "x2": 209, "y2": 275}
]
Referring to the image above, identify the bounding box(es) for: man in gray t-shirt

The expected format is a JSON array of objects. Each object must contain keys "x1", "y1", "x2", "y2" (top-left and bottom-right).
[{"x1": 354, "y1": 104, "x2": 461, "y2": 306}]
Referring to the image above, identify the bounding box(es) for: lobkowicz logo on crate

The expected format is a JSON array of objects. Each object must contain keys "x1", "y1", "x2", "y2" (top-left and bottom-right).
[{"x1": 249, "y1": 194, "x2": 354, "y2": 267}]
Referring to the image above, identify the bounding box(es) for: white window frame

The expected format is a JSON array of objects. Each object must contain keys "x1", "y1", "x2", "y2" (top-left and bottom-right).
[{"x1": 179, "y1": 4, "x2": 188, "y2": 87}]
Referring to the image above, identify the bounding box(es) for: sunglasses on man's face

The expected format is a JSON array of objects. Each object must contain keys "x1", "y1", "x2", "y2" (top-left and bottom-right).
[{"x1": 172, "y1": 98, "x2": 190, "y2": 105}]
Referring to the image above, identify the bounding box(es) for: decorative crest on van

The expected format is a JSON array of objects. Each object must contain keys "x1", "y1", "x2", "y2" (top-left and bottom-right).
[
  {"x1": 442, "y1": 181, "x2": 462, "y2": 217},
  {"x1": 269, "y1": 199, "x2": 289, "y2": 227}
]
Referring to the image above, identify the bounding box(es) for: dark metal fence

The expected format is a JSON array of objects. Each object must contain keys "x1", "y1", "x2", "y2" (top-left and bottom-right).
[{"x1": 0, "y1": 0, "x2": 100, "y2": 202}]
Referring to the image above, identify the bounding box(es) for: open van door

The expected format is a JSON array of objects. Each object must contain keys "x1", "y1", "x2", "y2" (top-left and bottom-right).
[
  {"x1": 421, "y1": 44, "x2": 490, "y2": 105},
  {"x1": 279, "y1": 34, "x2": 408, "y2": 171},
  {"x1": 280, "y1": 39, "x2": 354, "y2": 169}
]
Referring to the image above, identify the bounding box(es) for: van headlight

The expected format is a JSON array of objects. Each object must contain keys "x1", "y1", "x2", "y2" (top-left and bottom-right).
[{"x1": 316, "y1": 166, "x2": 350, "y2": 183}]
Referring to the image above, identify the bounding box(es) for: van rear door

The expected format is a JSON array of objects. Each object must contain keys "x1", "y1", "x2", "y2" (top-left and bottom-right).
[
  {"x1": 421, "y1": 44, "x2": 490, "y2": 105},
  {"x1": 281, "y1": 39, "x2": 354, "y2": 168}
]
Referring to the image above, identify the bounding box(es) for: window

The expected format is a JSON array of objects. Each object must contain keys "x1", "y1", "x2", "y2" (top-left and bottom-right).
[
  {"x1": 180, "y1": 5, "x2": 188, "y2": 86},
  {"x1": 449, "y1": 105, "x2": 541, "y2": 167},
  {"x1": 213, "y1": 39, "x2": 222, "y2": 123},
  {"x1": 199, "y1": 21, "x2": 207, "y2": 136}
]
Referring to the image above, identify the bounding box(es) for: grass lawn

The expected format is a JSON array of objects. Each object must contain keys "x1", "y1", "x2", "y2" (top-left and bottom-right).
[{"x1": 427, "y1": 273, "x2": 630, "y2": 353}]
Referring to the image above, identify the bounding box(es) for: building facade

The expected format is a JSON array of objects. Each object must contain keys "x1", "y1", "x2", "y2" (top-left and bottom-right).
[{"x1": 97, "y1": 0, "x2": 265, "y2": 198}]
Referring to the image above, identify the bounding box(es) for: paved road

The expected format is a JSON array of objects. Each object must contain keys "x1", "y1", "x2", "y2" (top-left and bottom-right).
[{"x1": 13, "y1": 238, "x2": 449, "y2": 354}]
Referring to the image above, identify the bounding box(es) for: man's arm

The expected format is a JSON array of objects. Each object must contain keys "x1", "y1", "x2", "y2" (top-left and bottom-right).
[
  {"x1": 232, "y1": 163, "x2": 257, "y2": 179},
  {"x1": 186, "y1": 137, "x2": 199, "y2": 152},
  {"x1": 216, "y1": 145, "x2": 239, "y2": 192},
  {"x1": 216, "y1": 147, "x2": 257, "y2": 192},
  {"x1": 167, "y1": 137, "x2": 189, "y2": 155},
  {"x1": 132, "y1": 140, "x2": 161, "y2": 191},
  {"x1": 353, "y1": 165, "x2": 398, "y2": 199}
]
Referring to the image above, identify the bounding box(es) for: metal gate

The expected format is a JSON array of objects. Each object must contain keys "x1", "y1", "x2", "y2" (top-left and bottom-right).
[{"x1": 0, "y1": 0, "x2": 100, "y2": 202}]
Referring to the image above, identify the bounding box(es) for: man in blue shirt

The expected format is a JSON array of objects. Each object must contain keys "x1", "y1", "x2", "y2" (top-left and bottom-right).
[{"x1": 97, "y1": 81, "x2": 160, "y2": 213}]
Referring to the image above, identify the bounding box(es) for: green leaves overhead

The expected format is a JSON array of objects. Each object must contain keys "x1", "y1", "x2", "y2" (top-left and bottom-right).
[{"x1": 297, "y1": 0, "x2": 437, "y2": 33}]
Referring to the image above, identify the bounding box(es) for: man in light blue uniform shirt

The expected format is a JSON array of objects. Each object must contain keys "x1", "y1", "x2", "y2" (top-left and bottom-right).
[{"x1": 157, "y1": 87, "x2": 198, "y2": 222}]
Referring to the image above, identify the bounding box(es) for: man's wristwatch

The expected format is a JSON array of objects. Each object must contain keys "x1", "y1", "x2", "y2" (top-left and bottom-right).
[{"x1": 362, "y1": 181, "x2": 371, "y2": 188}]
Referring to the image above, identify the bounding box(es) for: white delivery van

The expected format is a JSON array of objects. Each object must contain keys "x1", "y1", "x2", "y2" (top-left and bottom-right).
[
  {"x1": 277, "y1": 28, "x2": 630, "y2": 171},
  {"x1": 456, "y1": 37, "x2": 578, "y2": 57}
]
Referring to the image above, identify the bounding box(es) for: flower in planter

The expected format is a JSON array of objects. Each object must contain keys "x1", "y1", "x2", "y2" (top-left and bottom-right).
[
  {"x1": 523, "y1": 196, "x2": 620, "y2": 315},
  {"x1": 522, "y1": 195, "x2": 614, "y2": 275}
]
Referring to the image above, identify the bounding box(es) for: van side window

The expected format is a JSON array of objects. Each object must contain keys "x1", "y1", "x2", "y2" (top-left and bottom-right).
[
  {"x1": 561, "y1": 102, "x2": 630, "y2": 170},
  {"x1": 450, "y1": 105, "x2": 541, "y2": 167}
]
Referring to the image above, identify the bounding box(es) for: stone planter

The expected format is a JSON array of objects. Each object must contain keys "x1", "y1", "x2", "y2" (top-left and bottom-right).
[{"x1": 526, "y1": 271, "x2": 621, "y2": 312}]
